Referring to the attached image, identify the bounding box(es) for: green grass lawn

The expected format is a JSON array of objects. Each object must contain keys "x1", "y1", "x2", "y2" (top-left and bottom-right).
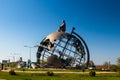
[
  {"x1": 0, "y1": 71, "x2": 120, "y2": 80},
  {"x1": 15, "y1": 68, "x2": 84, "y2": 72}
]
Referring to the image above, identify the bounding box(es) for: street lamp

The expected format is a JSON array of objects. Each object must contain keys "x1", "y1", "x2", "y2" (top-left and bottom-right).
[
  {"x1": 10, "y1": 53, "x2": 20, "y2": 62},
  {"x1": 24, "y1": 45, "x2": 34, "y2": 61}
]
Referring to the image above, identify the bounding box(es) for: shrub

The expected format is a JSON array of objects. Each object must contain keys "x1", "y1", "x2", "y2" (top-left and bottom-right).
[
  {"x1": 22, "y1": 68, "x2": 25, "y2": 71},
  {"x1": 89, "y1": 71, "x2": 96, "y2": 77},
  {"x1": 47, "y1": 71, "x2": 54, "y2": 76},
  {"x1": 110, "y1": 65, "x2": 118, "y2": 72},
  {"x1": 9, "y1": 70, "x2": 16, "y2": 75}
]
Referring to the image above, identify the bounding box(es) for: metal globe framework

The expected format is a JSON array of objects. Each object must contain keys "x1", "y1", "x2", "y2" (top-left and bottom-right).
[{"x1": 36, "y1": 27, "x2": 90, "y2": 68}]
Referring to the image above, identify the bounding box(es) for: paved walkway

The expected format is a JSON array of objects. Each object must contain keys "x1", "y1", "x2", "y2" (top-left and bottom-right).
[{"x1": 2, "y1": 70, "x2": 118, "y2": 74}]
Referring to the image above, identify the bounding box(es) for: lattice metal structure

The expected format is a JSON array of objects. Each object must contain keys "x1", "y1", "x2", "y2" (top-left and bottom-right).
[{"x1": 36, "y1": 27, "x2": 90, "y2": 68}]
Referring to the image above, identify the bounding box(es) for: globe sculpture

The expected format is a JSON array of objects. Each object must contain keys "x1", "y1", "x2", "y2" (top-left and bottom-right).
[{"x1": 36, "y1": 24, "x2": 90, "y2": 69}]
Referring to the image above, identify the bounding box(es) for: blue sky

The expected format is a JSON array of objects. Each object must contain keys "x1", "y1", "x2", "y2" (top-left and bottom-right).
[{"x1": 0, "y1": 0, "x2": 120, "y2": 65}]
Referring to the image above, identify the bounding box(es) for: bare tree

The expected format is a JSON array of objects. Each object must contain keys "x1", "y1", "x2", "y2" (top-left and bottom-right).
[
  {"x1": 103, "y1": 61, "x2": 109, "y2": 66},
  {"x1": 88, "y1": 60, "x2": 95, "y2": 67},
  {"x1": 103, "y1": 61, "x2": 110, "y2": 70}
]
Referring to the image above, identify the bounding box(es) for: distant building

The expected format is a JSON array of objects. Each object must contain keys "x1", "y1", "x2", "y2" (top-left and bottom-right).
[
  {"x1": 96, "y1": 65, "x2": 109, "y2": 70},
  {"x1": 2, "y1": 60, "x2": 10, "y2": 64}
]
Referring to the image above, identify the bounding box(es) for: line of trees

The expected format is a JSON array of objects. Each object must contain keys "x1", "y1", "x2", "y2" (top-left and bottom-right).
[{"x1": 103, "y1": 57, "x2": 120, "y2": 71}]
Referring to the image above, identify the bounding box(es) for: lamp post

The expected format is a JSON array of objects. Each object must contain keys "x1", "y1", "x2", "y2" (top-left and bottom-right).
[
  {"x1": 24, "y1": 45, "x2": 34, "y2": 62},
  {"x1": 10, "y1": 53, "x2": 19, "y2": 62}
]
